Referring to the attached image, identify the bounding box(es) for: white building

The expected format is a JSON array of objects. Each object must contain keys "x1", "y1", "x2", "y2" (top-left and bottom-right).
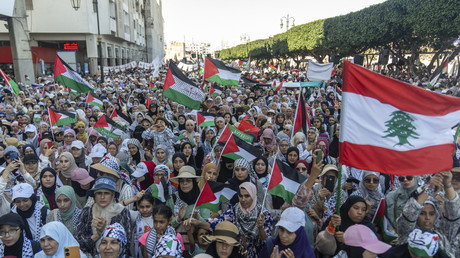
[
  {"x1": 0, "y1": 0, "x2": 164, "y2": 76},
  {"x1": 185, "y1": 42, "x2": 213, "y2": 60}
]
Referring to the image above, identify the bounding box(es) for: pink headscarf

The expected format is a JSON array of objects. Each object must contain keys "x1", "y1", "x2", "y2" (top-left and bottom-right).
[
  {"x1": 261, "y1": 128, "x2": 277, "y2": 152},
  {"x1": 239, "y1": 182, "x2": 257, "y2": 215}
]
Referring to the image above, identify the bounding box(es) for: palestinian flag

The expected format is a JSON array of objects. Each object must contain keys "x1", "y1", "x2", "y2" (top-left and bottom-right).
[
  {"x1": 429, "y1": 56, "x2": 449, "y2": 88},
  {"x1": 163, "y1": 60, "x2": 205, "y2": 110},
  {"x1": 48, "y1": 108, "x2": 77, "y2": 127},
  {"x1": 269, "y1": 63, "x2": 277, "y2": 71},
  {"x1": 340, "y1": 61, "x2": 460, "y2": 175},
  {"x1": 54, "y1": 55, "x2": 94, "y2": 93},
  {"x1": 65, "y1": 87, "x2": 79, "y2": 95},
  {"x1": 110, "y1": 109, "x2": 131, "y2": 129},
  {"x1": 145, "y1": 97, "x2": 152, "y2": 108},
  {"x1": 372, "y1": 198, "x2": 397, "y2": 243},
  {"x1": 0, "y1": 68, "x2": 19, "y2": 95},
  {"x1": 217, "y1": 124, "x2": 253, "y2": 143},
  {"x1": 85, "y1": 92, "x2": 103, "y2": 108},
  {"x1": 210, "y1": 84, "x2": 223, "y2": 96},
  {"x1": 203, "y1": 57, "x2": 241, "y2": 86},
  {"x1": 237, "y1": 119, "x2": 260, "y2": 136},
  {"x1": 197, "y1": 112, "x2": 215, "y2": 127},
  {"x1": 33, "y1": 112, "x2": 42, "y2": 122},
  {"x1": 118, "y1": 96, "x2": 125, "y2": 107},
  {"x1": 221, "y1": 134, "x2": 257, "y2": 161},
  {"x1": 42, "y1": 88, "x2": 50, "y2": 97},
  {"x1": 146, "y1": 178, "x2": 168, "y2": 202},
  {"x1": 292, "y1": 89, "x2": 310, "y2": 136},
  {"x1": 271, "y1": 80, "x2": 283, "y2": 92},
  {"x1": 175, "y1": 134, "x2": 196, "y2": 147},
  {"x1": 93, "y1": 114, "x2": 122, "y2": 138},
  {"x1": 267, "y1": 159, "x2": 307, "y2": 204},
  {"x1": 196, "y1": 181, "x2": 236, "y2": 213},
  {"x1": 150, "y1": 81, "x2": 157, "y2": 91}
]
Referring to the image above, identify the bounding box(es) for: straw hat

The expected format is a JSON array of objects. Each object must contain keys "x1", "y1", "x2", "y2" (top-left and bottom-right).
[
  {"x1": 169, "y1": 165, "x2": 201, "y2": 184},
  {"x1": 91, "y1": 163, "x2": 120, "y2": 179},
  {"x1": 201, "y1": 221, "x2": 240, "y2": 246}
]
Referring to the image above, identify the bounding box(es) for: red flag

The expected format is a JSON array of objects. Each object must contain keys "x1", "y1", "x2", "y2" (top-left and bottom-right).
[
  {"x1": 292, "y1": 90, "x2": 310, "y2": 136},
  {"x1": 195, "y1": 181, "x2": 217, "y2": 208},
  {"x1": 145, "y1": 97, "x2": 152, "y2": 108},
  {"x1": 237, "y1": 119, "x2": 260, "y2": 136}
]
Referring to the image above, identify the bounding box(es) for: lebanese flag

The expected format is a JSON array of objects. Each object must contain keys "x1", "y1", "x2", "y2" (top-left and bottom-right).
[
  {"x1": 340, "y1": 61, "x2": 460, "y2": 175},
  {"x1": 237, "y1": 119, "x2": 260, "y2": 136},
  {"x1": 221, "y1": 134, "x2": 257, "y2": 161},
  {"x1": 267, "y1": 159, "x2": 306, "y2": 204},
  {"x1": 0, "y1": 68, "x2": 19, "y2": 95},
  {"x1": 54, "y1": 55, "x2": 94, "y2": 93},
  {"x1": 48, "y1": 108, "x2": 77, "y2": 127},
  {"x1": 204, "y1": 57, "x2": 241, "y2": 86},
  {"x1": 197, "y1": 112, "x2": 215, "y2": 127},
  {"x1": 292, "y1": 89, "x2": 310, "y2": 136},
  {"x1": 163, "y1": 60, "x2": 205, "y2": 110},
  {"x1": 85, "y1": 92, "x2": 103, "y2": 108},
  {"x1": 196, "y1": 181, "x2": 236, "y2": 213}
]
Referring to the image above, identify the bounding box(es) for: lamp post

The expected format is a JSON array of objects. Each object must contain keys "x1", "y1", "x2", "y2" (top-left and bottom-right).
[
  {"x1": 70, "y1": 0, "x2": 104, "y2": 84},
  {"x1": 280, "y1": 14, "x2": 295, "y2": 31}
]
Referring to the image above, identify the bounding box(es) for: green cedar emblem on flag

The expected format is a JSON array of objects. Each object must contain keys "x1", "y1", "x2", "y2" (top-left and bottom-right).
[{"x1": 383, "y1": 111, "x2": 419, "y2": 147}]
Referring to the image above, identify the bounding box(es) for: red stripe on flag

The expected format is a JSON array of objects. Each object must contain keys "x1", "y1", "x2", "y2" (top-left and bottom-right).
[
  {"x1": 267, "y1": 160, "x2": 282, "y2": 191},
  {"x1": 339, "y1": 141, "x2": 454, "y2": 175},
  {"x1": 343, "y1": 61, "x2": 460, "y2": 116},
  {"x1": 196, "y1": 181, "x2": 217, "y2": 207}
]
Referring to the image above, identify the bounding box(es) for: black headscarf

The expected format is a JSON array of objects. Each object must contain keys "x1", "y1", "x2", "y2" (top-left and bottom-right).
[
  {"x1": 15, "y1": 195, "x2": 37, "y2": 240},
  {"x1": 1, "y1": 213, "x2": 27, "y2": 257},
  {"x1": 172, "y1": 153, "x2": 187, "y2": 177},
  {"x1": 339, "y1": 195, "x2": 373, "y2": 232},
  {"x1": 217, "y1": 156, "x2": 234, "y2": 183},
  {"x1": 177, "y1": 114, "x2": 186, "y2": 131},
  {"x1": 40, "y1": 168, "x2": 57, "y2": 195},
  {"x1": 74, "y1": 149, "x2": 87, "y2": 168},
  {"x1": 286, "y1": 147, "x2": 300, "y2": 167},
  {"x1": 71, "y1": 179, "x2": 88, "y2": 197},
  {"x1": 252, "y1": 156, "x2": 269, "y2": 179},
  {"x1": 178, "y1": 179, "x2": 200, "y2": 205}
]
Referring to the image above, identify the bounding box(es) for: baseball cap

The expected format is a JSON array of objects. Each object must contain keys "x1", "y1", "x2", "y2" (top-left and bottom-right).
[
  {"x1": 89, "y1": 143, "x2": 107, "y2": 158},
  {"x1": 344, "y1": 225, "x2": 391, "y2": 254},
  {"x1": 24, "y1": 124, "x2": 36, "y2": 133},
  {"x1": 23, "y1": 154, "x2": 39, "y2": 164},
  {"x1": 71, "y1": 168, "x2": 94, "y2": 185},
  {"x1": 71, "y1": 140, "x2": 85, "y2": 150},
  {"x1": 408, "y1": 229, "x2": 439, "y2": 257},
  {"x1": 132, "y1": 162, "x2": 149, "y2": 178},
  {"x1": 12, "y1": 183, "x2": 34, "y2": 200},
  {"x1": 276, "y1": 207, "x2": 305, "y2": 232}
]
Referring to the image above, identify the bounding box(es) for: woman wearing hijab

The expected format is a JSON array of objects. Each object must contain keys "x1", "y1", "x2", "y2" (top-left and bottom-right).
[
  {"x1": 11, "y1": 183, "x2": 48, "y2": 242},
  {"x1": 261, "y1": 128, "x2": 277, "y2": 157},
  {"x1": 351, "y1": 171, "x2": 385, "y2": 221},
  {"x1": 206, "y1": 182, "x2": 273, "y2": 257},
  {"x1": 202, "y1": 127, "x2": 216, "y2": 157},
  {"x1": 170, "y1": 152, "x2": 187, "y2": 188},
  {"x1": 74, "y1": 121, "x2": 88, "y2": 142},
  {"x1": 46, "y1": 186, "x2": 81, "y2": 234},
  {"x1": 181, "y1": 141, "x2": 204, "y2": 172},
  {"x1": 152, "y1": 144, "x2": 172, "y2": 167},
  {"x1": 58, "y1": 129, "x2": 76, "y2": 153},
  {"x1": 131, "y1": 161, "x2": 156, "y2": 191},
  {"x1": 167, "y1": 166, "x2": 210, "y2": 249},
  {"x1": 226, "y1": 159, "x2": 264, "y2": 204},
  {"x1": 85, "y1": 127, "x2": 99, "y2": 154},
  {"x1": 177, "y1": 114, "x2": 186, "y2": 131},
  {"x1": 35, "y1": 221, "x2": 87, "y2": 258},
  {"x1": 107, "y1": 141, "x2": 119, "y2": 157},
  {"x1": 24, "y1": 124, "x2": 39, "y2": 149},
  {"x1": 260, "y1": 207, "x2": 315, "y2": 258},
  {"x1": 317, "y1": 196, "x2": 374, "y2": 257},
  {"x1": 58, "y1": 152, "x2": 78, "y2": 186},
  {"x1": 395, "y1": 171, "x2": 458, "y2": 257},
  {"x1": 71, "y1": 140, "x2": 92, "y2": 168},
  {"x1": 127, "y1": 138, "x2": 145, "y2": 168},
  {"x1": 35, "y1": 168, "x2": 60, "y2": 210},
  {"x1": 0, "y1": 213, "x2": 40, "y2": 257},
  {"x1": 98, "y1": 223, "x2": 128, "y2": 258},
  {"x1": 74, "y1": 176, "x2": 131, "y2": 257},
  {"x1": 285, "y1": 147, "x2": 300, "y2": 168},
  {"x1": 39, "y1": 138, "x2": 56, "y2": 170}
]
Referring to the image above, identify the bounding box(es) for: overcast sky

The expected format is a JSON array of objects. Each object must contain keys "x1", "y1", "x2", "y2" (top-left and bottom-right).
[{"x1": 162, "y1": 0, "x2": 387, "y2": 50}]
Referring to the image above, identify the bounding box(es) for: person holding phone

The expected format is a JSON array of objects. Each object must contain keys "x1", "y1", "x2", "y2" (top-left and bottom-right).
[
  {"x1": 35, "y1": 221, "x2": 86, "y2": 258},
  {"x1": 3, "y1": 146, "x2": 36, "y2": 188}
]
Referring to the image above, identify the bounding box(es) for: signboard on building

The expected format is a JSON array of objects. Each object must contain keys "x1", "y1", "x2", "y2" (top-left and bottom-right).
[{"x1": 64, "y1": 42, "x2": 78, "y2": 50}]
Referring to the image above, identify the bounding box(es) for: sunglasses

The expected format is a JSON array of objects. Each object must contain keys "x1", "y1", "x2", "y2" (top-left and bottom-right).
[
  {"x1": 364, "y1": 178, "x2": 380, "y2": 184},
  {"x1": 398, "y1": 176, "x2": 414, "y2": 182}
]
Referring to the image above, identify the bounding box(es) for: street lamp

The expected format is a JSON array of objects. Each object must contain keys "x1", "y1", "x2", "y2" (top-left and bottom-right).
[
  {"x1": 70, "y1": 0, "x2": 81, "y2": 11},
  {"x1": 70, "y1": 0, "x2": 104, "y2": 84},
  {"x1": 280, "y1": 14, "x2": 295, "y2": 31}
]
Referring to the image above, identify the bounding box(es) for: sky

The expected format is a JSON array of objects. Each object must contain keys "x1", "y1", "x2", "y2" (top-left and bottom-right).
[{"x1": 162, "y1": 0, "x2": 387, "y2": 50}]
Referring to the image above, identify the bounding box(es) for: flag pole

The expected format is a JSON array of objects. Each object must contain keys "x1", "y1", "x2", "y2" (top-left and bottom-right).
[
  {"x1": 189, "y1": 181, "x2": 207, "y2": 224},
  {"x1": 260, "y1": 160, "x2": 275, "y2": 215},
  {"x1": 335, "y1": 165, "x2": 342, "y2": 217},
  {"x1": 291, "y1": 87, "x2": 302, "y2": 139},
  {"x1": 216, "y1": 132, "x2": 232, "y2": 169}
]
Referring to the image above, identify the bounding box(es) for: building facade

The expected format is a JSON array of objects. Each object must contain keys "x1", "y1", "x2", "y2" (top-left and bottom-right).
[
  {"x1": 0, "y1": 0, "x2": 164, "y2": 77},
  {"x1": 165, "y1": 41, "x2": 185, "y2": 61}
]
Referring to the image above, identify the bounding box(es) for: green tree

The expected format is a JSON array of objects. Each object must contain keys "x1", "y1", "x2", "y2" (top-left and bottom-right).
[{"x1": 383, "y1": 111, "x2": 419, "y2": 147}]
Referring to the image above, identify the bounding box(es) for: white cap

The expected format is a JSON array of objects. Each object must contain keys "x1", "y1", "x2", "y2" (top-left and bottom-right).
[
  {"x1": 71, "y1": 140, "x2": 85, "y2": 150},
  {"x1": 276, "y1": 207, "x2": 305, "y2": 232},
  {"x1": 132, "y1": 162, "x2": 148, "y2": 178},
  {"x1": 24, "y1": 124, "x2": 36, "y2": 133},
  {"x1": 89, "y1": 143, "x2": 107, "y2": 158},
  {"x1": 226, "y1": 97, "x2": 233, "y2": 102},
  {"x1": 12, "y1": 183, "x2": 34, "y2": 200}
]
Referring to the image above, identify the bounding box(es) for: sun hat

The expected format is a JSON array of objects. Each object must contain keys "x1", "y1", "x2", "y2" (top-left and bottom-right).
[
  {"x1": 5, "y1": 137, "x2": 18, "y2": 147},
  {"x1": 71, "y1": 168, "x2": 95, "y2": 185},
  {"x1": 202, "y1": 221, "x2": 240, "y2": 246},
  {"x1": 91, "y1": 161, "x2": 120, "y2": 179},
  {"x1": 169, "y1": 165, "x2": 201, "y2": 184},
  {"x1": 12, "y1": 183, "x2": 34, "y2": 200},
  {"x1": 319, "y1": 164, "x2": 338, "y2": 177},
  {"x1": 276, "y1": 207, "x2": 305, "y2": 232},
  {"x1": 87, "y1": 176, "x2": 120, "y2": 199},
  {"x1": 131, "y1": 161, "x2": 155, "y2": 178},
  {"x1": 407, "y1": 229, "x2": 439, "y2": 257},
  {"x1": 71, "y1": 140, "x2": 85, "y2": 150},
  {"x1": 89, "y1": 143, "x2": 107, "y2": 158},
  {"x1": 344, "y1": 224, "x2": 391, "y2": 254}
]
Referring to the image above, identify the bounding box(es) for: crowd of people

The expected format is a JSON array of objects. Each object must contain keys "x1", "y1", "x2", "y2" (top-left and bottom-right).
[{"x1": 0, "y1": 64, "x2": 459, "y2": 258}]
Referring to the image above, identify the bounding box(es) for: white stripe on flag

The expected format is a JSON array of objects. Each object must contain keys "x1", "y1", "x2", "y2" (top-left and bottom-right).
[
  {"x1": 341, "y1": 92, "x2": 460, "y2": 151},
  {"x1": 217, "y1": 68, "x2": 241, "y2": 81},
  {"x1": 280, "y1": 176, "x2": 301, "y2": 195}
]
